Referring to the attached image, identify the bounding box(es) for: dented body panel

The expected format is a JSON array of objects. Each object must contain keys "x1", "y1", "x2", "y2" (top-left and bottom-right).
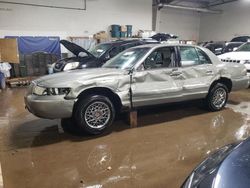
[{"x1": 24, "y1": 44, "x2": 249, "y2": 119}]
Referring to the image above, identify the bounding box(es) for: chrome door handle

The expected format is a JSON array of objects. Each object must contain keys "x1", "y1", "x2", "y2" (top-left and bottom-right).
[
  {"x1": 170, "y1": 71, "x2": 182, "y2": 77},
  {"x1": 206, "y1": 70, "x2": 213, "y2": 74}
]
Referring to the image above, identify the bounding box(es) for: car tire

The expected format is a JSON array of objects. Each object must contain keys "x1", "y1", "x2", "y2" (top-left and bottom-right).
[
  {"x1": 74, "y1": 95, "x2": 115, "y2": 135},
  {"x1": 205, "y1": 83, "x2": 228, "y2": 111}
]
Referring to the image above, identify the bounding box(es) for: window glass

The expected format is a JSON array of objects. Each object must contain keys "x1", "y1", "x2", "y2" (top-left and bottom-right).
[
  {"x1": 103, "y1": 47, "x2": 150, "y2": 70},
  {"x1": 144, "y1": 47, "x2": 175, "y2": 70},
  {"x1": 196, "y1": 48, "x2": 212, "y2": 64},
  {"x1": 89, "y1": 43, "x2": 112, "y2": 58},
  {"x1": 109, "y1": 47, "x2": 121, "y2": 58},
  {"x1": 180, "y1": 46, "x2": 199, "y2": 67},
  {"x1": 236, "y1": 43, "x2": 250, "y2": 52}
]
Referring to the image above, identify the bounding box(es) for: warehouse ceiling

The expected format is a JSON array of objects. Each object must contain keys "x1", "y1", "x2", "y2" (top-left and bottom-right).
[{"x1": 154, "y1": 0, "x2": 239, "y2": 8}]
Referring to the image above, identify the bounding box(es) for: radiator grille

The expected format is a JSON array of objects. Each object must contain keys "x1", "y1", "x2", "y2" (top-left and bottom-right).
[{"x1": 221, "y1": 59, "x2": 240, "y2": 63}]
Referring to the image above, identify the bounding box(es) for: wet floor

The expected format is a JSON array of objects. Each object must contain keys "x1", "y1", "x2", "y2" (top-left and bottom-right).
[{"x1": 0, "y1": 88, "x2": 250, "y2": 188}]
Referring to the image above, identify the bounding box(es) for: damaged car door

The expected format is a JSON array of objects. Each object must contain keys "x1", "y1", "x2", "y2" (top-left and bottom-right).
[
  {"x1": 132, "y1": 46, "x2": 183, "y2": 106},
  {"x1": 178, "y1": 46, "x2": 217, "y2": 98}
]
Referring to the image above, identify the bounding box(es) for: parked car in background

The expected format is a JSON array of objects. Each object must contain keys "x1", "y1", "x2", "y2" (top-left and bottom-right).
[
  {"x1": 221, "y1": 42, "x2": 244, "y2": 54},
  {"x1": 182, "y1": 137, "x2": 250, "y2": 188},
  {"x1": 198, "y1": 41, "x2": 210, "y2": 47},
  {"x1": 150, "y1": 33, "x2": 178, "y2": 42},
  {"x1": 219, "y1": 42, "x2": 250, "y2": 76},
  {"x1": 204, "y1": 42, "x2": 226, "y2": 55},
  {"x1": 231, "y1": 36, "x2": 250, "y2": 43},
  {"x1": 53, "y1": 39, "x2": 159, "y2": 72},
  {"x1": 25, "y1": 44, "x2": 249, "y2": 135}
]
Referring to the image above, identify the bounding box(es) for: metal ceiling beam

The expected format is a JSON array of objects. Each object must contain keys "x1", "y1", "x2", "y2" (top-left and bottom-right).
[
  {"x1": 208, "y1": 0, "x2": 238, "y2": 7},
  {"x1": 158, "y1": 3, "x2": 222, "y2": 13},
  {"x1": 0, "y1": 0, "x2": 86, "y2": 10}
]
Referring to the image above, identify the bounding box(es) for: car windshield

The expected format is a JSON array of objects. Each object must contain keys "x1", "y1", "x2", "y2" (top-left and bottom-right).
[
  {"x1": 222, "y1": 43, "x2": 243, "y2": 53},
  {"x1": 103, "y1": 47, "x2": 150, "y2": 70},
  {"x1": 236, "y1": 43, "x2": 250, "y2": 52},
  {"x1": 89, "y1": 43, "x2": 112, "y2": 57}
]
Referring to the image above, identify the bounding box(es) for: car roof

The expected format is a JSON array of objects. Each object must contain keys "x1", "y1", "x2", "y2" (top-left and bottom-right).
[
  {"x1": 227, "y1": 41, "x2": 244, "y2": 44},
  {"x1": 205, "y1": 42, "x2": 225, "y2": 46},
  {"x1": 231, "y1": 36, "x2": 250, "y2": 42},
  {"x1": 101, "y1": 40, "x2": 141, "y2": 46},
  {"x1": 131, "y1": 43, "x2": 197, "y2": 49},
  {"x1": 225, "y1": 42, "x2": 244, "y2": 46}
]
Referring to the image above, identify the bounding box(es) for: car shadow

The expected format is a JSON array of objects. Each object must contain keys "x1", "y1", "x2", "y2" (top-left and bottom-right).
[{"x1": 9, "y1": 100, "x2": 213, "y2": 149}]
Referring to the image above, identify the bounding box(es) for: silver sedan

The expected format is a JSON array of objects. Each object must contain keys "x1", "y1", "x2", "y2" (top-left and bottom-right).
[{"x1": 25, "y1": 44, "x2": 249, "y2": 135}]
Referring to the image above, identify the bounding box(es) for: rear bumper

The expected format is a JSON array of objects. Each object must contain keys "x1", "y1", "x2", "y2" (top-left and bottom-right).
[
  {"x1": 232, "y1": 75, "x2": 250, "y2": 91},
  {"x1": 24, "y1": 95, "x2": 75, "y2": 119}
]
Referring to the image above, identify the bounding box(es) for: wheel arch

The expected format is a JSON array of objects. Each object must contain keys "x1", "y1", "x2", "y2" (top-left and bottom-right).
[
  {"x1": 209, "y1": 77, "x2": 232, "y2": 93},
  {"x1": 75, "y1": 87, "x2": 123, "y2": 113}
]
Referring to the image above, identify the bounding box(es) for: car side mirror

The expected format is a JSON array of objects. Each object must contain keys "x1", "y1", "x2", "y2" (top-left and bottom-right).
[{"x1": 233, "y1": 47, "x2": 238, "y2": 51}]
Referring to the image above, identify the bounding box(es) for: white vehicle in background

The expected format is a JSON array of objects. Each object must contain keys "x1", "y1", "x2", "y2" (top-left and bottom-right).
[{"x1": 218, "y1": 42, "x2": 250, "y2": 76}]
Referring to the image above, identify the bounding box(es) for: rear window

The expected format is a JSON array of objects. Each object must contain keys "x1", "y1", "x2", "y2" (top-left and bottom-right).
[
  {"x1": 236, "y1": 43, "x2": 250, "y2": 52},
  {"x1": 231, "y1": 36, "x2": 250, "y2": 43}
]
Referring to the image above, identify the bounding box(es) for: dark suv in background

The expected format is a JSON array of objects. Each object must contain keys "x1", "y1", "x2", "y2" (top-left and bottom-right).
[
  {"x1": 53, "y1": 39, "x2": 158, "y2": 72},
  {"x1": 231, "y1": 36, "x2": 250, "y2": 42},
  {"x1": 203, "y1": 42, "x2": 226, "y2": 55},
  {"x1": 221, "y1": 42, "x2": 244, "y2": 54}
]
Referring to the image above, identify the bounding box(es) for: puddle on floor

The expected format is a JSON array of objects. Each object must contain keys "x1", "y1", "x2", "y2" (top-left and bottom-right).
[{"x1": 0, "y1": 88, "x2": 249, "y2": 188}]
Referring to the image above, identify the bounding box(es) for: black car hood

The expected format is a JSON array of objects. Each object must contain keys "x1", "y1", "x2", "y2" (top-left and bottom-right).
[
  {"x1": 60, "y1": 40, "x2": 94, "y2": 57},
  {"x1": 213, "y1": 138, "x2": 250, "y2": 188}
]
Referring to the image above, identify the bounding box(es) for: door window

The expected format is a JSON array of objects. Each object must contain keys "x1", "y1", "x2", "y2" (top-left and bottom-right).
[
  {"x1": 144, "y1": 47, "x2": 176, "y2": 70},
  {"x1": 180, "y1": 47, "x2": 212, "y2": 67},
  {"x1": 180, "y1": 46, "x2": 200, "y2": 67},
  {"x1": 196, "y1": 48, "x2": 212, "y2": 64}
]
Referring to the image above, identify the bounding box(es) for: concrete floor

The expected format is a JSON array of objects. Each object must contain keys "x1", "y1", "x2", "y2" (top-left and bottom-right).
[{"x1": 0, "y1": 88, "x2": 250, "y2": 188}]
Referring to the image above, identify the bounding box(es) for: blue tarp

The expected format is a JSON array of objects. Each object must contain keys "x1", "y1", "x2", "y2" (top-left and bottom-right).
[{"x1": 5, "y1": 36, "x2": 61, "y2": 58}]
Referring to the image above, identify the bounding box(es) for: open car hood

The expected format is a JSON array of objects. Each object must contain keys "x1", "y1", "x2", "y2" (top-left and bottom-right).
[{"x1": 60, "y1": 40, "x2": 94, "y2": 57}]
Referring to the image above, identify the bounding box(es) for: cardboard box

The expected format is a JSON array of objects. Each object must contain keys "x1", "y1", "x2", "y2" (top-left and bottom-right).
[
  {"x1": 0, "y1": 38, "x2": 19, "y2": 64},
  {"x1": 120, "y1": 25, "x2": 127, "y2": 32},
  {"x1": 94, "y1": 31, "x2": 108, "y2": 40}
]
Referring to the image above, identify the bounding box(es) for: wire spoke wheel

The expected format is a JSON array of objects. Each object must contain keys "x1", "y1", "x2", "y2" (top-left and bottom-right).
[
  {"x1": 212, "y1": 88, "x2": 227, "y2": 109},
  {"x1": 84, "y1": 101, "x2": 111, "y2": 129}
]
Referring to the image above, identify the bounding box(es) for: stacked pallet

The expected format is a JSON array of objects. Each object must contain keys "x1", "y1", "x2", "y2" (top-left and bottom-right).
[{"x1": 6, "y1": 77, "x2": 36, "y2": 88}]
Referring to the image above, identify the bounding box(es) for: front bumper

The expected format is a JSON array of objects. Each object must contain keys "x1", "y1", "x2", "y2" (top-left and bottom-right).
[
  {"x1": 232, "y1": 75, "x2": 250, "y2": 91},
  {"x1": 24, "y1": 95, "x2": 75, "y2": 119}
]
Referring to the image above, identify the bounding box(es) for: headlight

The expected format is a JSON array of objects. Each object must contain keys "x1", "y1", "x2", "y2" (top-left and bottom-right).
[
  {"x1": 81, "y1": 64, "x2": 87, "y2": 68},
  {"x1": 33, "y1": 85, "x2": 46, "y2": 95},
  {"x1": 33, "y1": 85, "x2": 71, "y2": 96},
  {"x1": 182, "y1": 144, "x2": 237, "y2": 188},
  {"x1": 242, "y1": 60, "x2": 250, "y2": 64},
  {"x1": 63, "y1": 62, "x2": 79, "y2": 71}
]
